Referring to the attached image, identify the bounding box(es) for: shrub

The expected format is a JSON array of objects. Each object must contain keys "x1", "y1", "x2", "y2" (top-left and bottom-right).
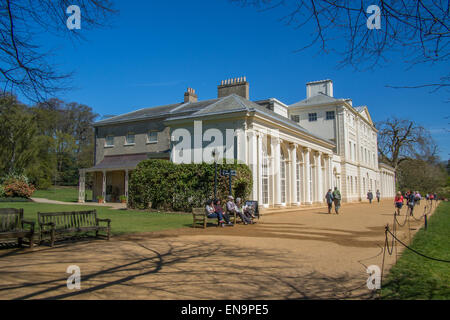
[
  {"x1": 2, "y1": 176, "x2": 36, "y2": 198},
  {"x1": 128, "y1": 159, "x2": 252, "y2": 212},
  {"x1": 0, "y1": 184, "x2": 5, "y2": 198}
]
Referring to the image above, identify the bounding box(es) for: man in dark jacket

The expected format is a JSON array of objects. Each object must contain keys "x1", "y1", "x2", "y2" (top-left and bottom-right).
[
  {"x1": 325, "y1": 189, "x2": 334, "y2": 214},
  {"x1": 367, "y1": 191, "x2": 374, "y2": 204}
]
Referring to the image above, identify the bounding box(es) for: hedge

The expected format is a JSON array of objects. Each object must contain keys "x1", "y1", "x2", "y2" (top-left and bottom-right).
[{"x1": 128, "y1": 159, "x2": 253, "y2": 212}]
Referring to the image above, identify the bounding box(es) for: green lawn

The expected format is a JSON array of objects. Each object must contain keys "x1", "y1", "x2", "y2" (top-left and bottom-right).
[
  {"x1": 33, "y1": 186, "x2": 92, "y2": 203},
  {"x1": 0, "y1": 202, "x2": 192, "y2": 235},
  {"x1": 381, "y1": 201, "x2": 450, "y2": 299}
]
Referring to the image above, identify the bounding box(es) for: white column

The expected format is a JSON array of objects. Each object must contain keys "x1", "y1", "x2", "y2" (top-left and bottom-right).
[
  {"x1": 248, "y1": 130, "x2": 258, "y2": 200},
  {"x1": 304, "y1": 147, "x2": 312, "y2": 204},
  {"x1": 236, "y1": 124, "x2": 247, "y2": 164},
  {"x1": 257, "y1": 134, "x2": 263, "y2": 203},
  {"x1": 102, "y1": 170, "x2": 107, "y2": 203},
  {"x1": 328, "y1": 155, "x2": 333, "y2": 190},
  {"x1": 316, "y1": 151, "x2": 323, "y2": 203},
  {"x1": 78, "y1": 169, "x2": 86, "y2": 203},
  {"x1": 290, "y1": 144, "x2": 298, "y2": 205},
  {"x1": 273, "y1": 137, "x2": 282, "y2": 206}
]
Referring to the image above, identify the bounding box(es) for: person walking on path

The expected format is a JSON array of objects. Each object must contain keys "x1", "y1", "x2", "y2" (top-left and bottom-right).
[
  {"x1": 376, "y1": 190, "x2": 381, "y2": 203},
  {"x1": 367, "y1": 190, "x2": 373, "y2": 204},
  {"x1": 407, "y1": 190, "x2": 416, "y2": 216},
  {"x1": 325, "y1": 189, "x2": 334, "y2": 214},
  {"x1": 394, "y1": 192, "x2": 404, "y2": 216},
  {"x1": 332, "y1": 187, "x2": 341, "y2": 214}
]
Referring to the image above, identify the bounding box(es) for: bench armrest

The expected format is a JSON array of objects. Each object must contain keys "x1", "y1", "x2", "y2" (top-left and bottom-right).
[
  {"x1": 96, "y1": 218, "x2": 111, "y2": 226},
  {"x1": 39, "y1": 222, "x2": 55, "y2": 227},
  {"x1": 22, "y1": 219, "x2": 35, "y2": 231},
  {"x1": 22, "y1": 219, "x2": 35, "y2": 226}
]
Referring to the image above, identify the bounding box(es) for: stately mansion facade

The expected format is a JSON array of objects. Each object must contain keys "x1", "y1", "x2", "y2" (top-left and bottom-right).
[{"x1": 78, "y1": 78, "x2": 396, "y2": 208}]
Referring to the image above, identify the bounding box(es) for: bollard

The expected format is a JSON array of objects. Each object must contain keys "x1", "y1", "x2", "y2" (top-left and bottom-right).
[{"x1": 424, "y1": 214, "x2": 427, "y2": 230}]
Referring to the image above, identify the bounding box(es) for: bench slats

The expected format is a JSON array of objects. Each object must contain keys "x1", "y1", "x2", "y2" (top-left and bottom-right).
[
  {"x1": 0, "y1": 208, "x2": 34, "y2": 247},
  {"x1": 38, "y1": 210, "x2": 109, "y2": 247}
]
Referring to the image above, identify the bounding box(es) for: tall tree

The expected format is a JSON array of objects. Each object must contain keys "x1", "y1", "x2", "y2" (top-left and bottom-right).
[
  {"x1": 0, "y1": 95, "x2": 38, "y2": 175},
  {"x1": 377, "y1": 117, "x2": 438, "y2": 171}
]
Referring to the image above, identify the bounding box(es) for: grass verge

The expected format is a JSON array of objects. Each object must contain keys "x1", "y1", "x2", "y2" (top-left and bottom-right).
[
  {"x1": 381, "y1": 201, "x2": 450, "y2": 299},
  {"x1": 0, "y1": 202, "x2": 192, "y2": 236},
  {"x1": 33, "y1": 186, "x2": 92, "y2": 203}
]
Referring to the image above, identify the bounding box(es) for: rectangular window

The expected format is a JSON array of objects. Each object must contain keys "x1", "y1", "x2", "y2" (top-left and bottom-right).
[
  {"x1": 147, "y1": 131, "x2": 158, "y2": 143},
  {"x1": 126, "y1": 133, "x2": 135, "y2": 145},
  {"x1": 326, "y1": 111, "x2": 335, "y2": 120},
  {"x1": 105, "y1": 135, "x2": 114, "y2": 147},
  {"x1": 308, "y1": 113, "x2": 317, "y2": 122},
  {"x1": 291, "y1": 115, "x2": 300, "y2": 123}
]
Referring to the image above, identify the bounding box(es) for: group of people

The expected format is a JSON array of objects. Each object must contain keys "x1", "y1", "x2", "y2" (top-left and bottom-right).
[
  {"x1": 425, "y1": 193, "x2": 438, "y2": 202},
  {"x1": 325, "y1": 187, "x2": 342, "y2": 214},
  {"x1": 394, "y1": 190, "x2": 437, "y2": 216},
  {"x1": 205, "y1": 196, "x2": 256, "y2": 227},
  {"x1": 366, "y1": 190, "x2": 381, "y2": 204}
]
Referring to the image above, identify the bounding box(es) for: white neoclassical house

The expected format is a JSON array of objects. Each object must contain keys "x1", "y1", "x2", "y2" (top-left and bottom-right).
[{"x1": 79, "y1": 78, "x2": 396, "y2": 208}]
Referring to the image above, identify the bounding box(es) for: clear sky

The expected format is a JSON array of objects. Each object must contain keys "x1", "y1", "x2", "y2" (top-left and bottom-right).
[{"x1": 32, "y1": 0, "x2": 449, "y2": 160}]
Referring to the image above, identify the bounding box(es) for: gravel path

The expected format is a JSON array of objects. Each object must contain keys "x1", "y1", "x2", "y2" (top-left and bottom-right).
[{"x1": 0, "y1": 200, "x2": 434, "y2": 299}]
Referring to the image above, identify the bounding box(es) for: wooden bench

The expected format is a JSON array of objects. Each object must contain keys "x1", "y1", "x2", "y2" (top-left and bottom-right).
[
  {"x1": 192, "y1": 208, "x2": 215, "y2": 228},
  {"x1": 38, "y1": 210, "x2": 111, "y2": 247},
  {"x1": 0, "y1": 208, "x2": 35, "y2": 248},
  {"x1": 244, "y1": 200, "x2": 260, "y2": 220}
]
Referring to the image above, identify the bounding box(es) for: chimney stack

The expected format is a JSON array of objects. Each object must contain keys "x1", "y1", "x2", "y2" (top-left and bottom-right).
[
  {"x1": 306, "y1": 79, "x2": 333, "y2": 98},
  {"x1": 217, "y1": 76, "x2": 249, "y2": 99},
  {"x1": 184, "y1": 87, "x2": 198, "y2": 103}
]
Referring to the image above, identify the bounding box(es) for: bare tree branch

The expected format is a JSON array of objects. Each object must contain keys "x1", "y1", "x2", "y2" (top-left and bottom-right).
[
  {"x1": 230, "y1": 0, "x2": 450, "y2": 92},
  {"x1": 0, "y1": 0, "x2": 116, "y2": 102}
]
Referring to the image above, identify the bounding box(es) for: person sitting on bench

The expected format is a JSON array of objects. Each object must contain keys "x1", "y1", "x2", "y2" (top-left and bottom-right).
[
  {"x1": 228, "y1": 196, "x2": 251, "y2": 224},
  {"x1": 235, "y1": 197, "x2": 254, "y2": 224},
  {"x1": 205, "y1": 199, "x2": 225, "y2": 225},
  {"x1": 214, "y1": 199, "x2": 231, "y2": 226}
]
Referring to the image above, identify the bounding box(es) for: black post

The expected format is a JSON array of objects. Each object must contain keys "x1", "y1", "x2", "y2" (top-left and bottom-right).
[
  {"x1": 229, "y1": 172, "x2": 232, "y2": 196},
  {"x1": 214, "y1": 161, "x2": 217, "y2": 199},
  {"x1": 424, "y1": 214, "x2": 428, "y2": 230}
]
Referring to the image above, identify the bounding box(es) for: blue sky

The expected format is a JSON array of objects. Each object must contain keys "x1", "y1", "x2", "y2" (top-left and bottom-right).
[{"x1": 33, "y1": 0, "x2": 449, "y2": 159}]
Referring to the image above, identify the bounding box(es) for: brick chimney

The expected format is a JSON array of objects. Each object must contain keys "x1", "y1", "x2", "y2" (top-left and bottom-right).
[
  {"x1": 184, "y1": 88, "x2": 198, "y2": 103},
  {"x1": 217, "y1": 77, "x2": 249, "y2": 99}
]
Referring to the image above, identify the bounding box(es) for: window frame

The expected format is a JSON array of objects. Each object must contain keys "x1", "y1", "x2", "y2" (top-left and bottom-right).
[
  {"x1": 147, "y1": 131, "x2": 158, "y2": 144},
  {"x1": 125, "y1": 132, "x2": 136, "y2": 146},
  {"x1": 291, "y1": 115, "x2": 300, "y2": 123},
  {"x1": 308, "y1": 112, "x2": 317, "y2": 122},
  {"x1": 326, "y1": 111, "x2": 335, "y2": 120},
  {"x1": 104, "y1": 135, "x2": 114, "y2": 148}
]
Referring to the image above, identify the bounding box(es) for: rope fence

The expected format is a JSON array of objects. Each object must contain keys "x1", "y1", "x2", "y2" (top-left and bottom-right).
[{"x1": 379, "y1": 199, "x2": 447, "y2": 296}]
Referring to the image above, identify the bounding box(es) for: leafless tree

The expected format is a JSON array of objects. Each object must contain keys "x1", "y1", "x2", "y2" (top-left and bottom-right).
[
  {"x1": 376, "y1": 118, "x2": 439, "y2": 171},
  {"x1": 231, "y1": 1, "x2": 450, "y2": 92},
  {"x1": 0, "y1": 0, "x2": 115, "y2": 101}
]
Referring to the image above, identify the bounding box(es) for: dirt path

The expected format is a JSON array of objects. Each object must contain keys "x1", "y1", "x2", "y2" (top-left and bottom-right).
[
  {"x1": 31, "y1": 197, "x2": 126, "y2": 210},
  {"x1": 0, "y1": 200, "x2": 435, "y2": 300}
]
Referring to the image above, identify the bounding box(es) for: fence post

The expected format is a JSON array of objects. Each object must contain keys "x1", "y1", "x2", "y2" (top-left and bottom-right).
[{"x1": 424, "y1": 214, "x2": 427, "y2": 230}]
